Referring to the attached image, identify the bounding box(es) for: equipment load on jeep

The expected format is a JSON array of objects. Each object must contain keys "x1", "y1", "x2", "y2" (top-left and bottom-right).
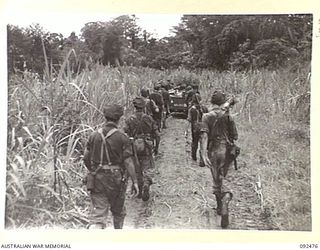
[{"x1": 168, "y1": 85, "x2": 188, "y2": 116}]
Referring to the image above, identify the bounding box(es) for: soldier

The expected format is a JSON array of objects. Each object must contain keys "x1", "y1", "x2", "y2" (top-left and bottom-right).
[
  {"x1": 185, "y1": 85, "x2": 193, "y2": 108},
  {"x1": 185, "y1": 93, "x2": 208, "y2": 165},
  {"x1": 140, "y1": 87, "x2": 159, "y2": 116},
  {"x1": 150, "y1": 84, "x2": 164, "y2": 131},
  {"x1": 123, "y1": 97, "x2": 160, "y2": 201},
  {"x1": 199, "y1": 91, "x2": 238, "y2": 228},
  {"x1": 186, "y1": 84, "x2": 200, "y2": 109},
  {"x1": 160, "y1": 83, "x2": 171, "y2": 129},
  {"x1": 83, "y1": 104, "x2": 139, "y2": 229}
]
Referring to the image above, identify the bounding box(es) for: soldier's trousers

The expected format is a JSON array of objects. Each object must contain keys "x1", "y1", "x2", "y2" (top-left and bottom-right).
[
  {"x1": 153, "y1": 111, "x2": 163, "y2": 131},
  {"x1": 136, "y1": 153, "x2": 155, "y2": 189},
  {"x1": 208, "y1": 140, "x2": 232, "y2": 195},
  {"x1": 89, "y1": 169, "x2": 127, "y2": 229},
  {"x1": 191, "y1": 130, "x2": 200, "y2": 160}
]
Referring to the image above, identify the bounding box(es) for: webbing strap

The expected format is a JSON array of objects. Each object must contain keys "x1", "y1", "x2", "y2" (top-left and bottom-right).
[{"x1": 98, "y1": 128, "x2": 118, "y2": 166}]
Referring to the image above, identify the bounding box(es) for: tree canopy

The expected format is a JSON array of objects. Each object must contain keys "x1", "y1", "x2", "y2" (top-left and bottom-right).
[{"x1": 7, "y1": 14, "x2": 312, "y2": 75}]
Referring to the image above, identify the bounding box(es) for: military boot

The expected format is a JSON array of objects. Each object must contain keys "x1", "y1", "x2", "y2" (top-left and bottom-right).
[
  {"x1": 220, "y1": 192, "x2": 233, "y2": 229},
  {"x1": 141, "y1": 184, "x2": 150, "y2": 201},
  {"x1": 137, "y1": 183, "x2": 143, "y2": 199},
  {"x1": 214, "y1": 192, "x2": 222, "y2": 215},
  {"x1": 113, "y1": 217, "x2": 124, "y2": 229},
  {"x1": 162, "y1": 119, "x2": 167, "y2": 129},
  {"x1": 191, "y1": 148, "x2": 197, "y2": 161}
]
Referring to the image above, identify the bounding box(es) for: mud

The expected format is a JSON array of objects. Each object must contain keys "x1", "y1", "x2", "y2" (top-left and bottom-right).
[{"x1": 124, "y1": 117, "x2": 275, "y2": 230}]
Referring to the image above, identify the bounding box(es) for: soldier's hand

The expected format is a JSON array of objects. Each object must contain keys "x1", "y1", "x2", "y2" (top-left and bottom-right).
[
  {"x1": 155, "y1": 107, "x2": 159, "y2": 113},
  {"x1": 131, "y1": 182, "x2": 139, "y2": 198}
]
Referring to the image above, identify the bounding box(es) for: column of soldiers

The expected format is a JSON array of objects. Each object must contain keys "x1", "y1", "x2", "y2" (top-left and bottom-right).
[{"x1": 83, "y1": 80, "x2": 239, "y2": 229}]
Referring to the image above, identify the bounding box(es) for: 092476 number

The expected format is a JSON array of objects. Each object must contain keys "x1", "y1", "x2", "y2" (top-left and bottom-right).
[{"x1": 300, "y1": 244, "x2": 318, "y2": 248}]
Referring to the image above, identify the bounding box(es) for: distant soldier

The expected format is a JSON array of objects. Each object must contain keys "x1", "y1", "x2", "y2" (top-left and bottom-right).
[
  {"x1": 186, "y1": 84, "x2": 200, "y2": 109},
  {"x1": 166, "y1": 79, "x2": 173, "y2": 89},
  {"x1": 140, "y1": 87, "x2": 159, "y2": 116},
  {"x1": 185, "y1": 93, "x2": 208, "y2": 164},
  {"x1": 199, "y1": 91, "x2": 239, "y2": 228},
  {"x1": 83, "y1": 104, "x2": 139, "y2": 229},
  {"x1": 150, "y1": 84, "x2": 164, "y2": 131},
  {"x1": 160, "y1": 83, "x2": 171, "y2": 129},
  {"x1": 185, "y1": 85, "x2": 193, "y2": 108},
  {"x1": 123, "y1": 97, "x2": 160, "y2": 201}
]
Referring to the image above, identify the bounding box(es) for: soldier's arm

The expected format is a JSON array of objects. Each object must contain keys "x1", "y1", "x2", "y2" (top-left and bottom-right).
[
  {"x1": 122, "y1": 137, "x2": 139, "y2": 196},
  {"x1": 199, "y1": 114, "x2": 212, "y2": 167},
  {"x1": 124, "y1": 157, "x2": 138, "y2": 184},
  {"x1": 151, "y1": 99, "x2": 159, "y2": 113}
]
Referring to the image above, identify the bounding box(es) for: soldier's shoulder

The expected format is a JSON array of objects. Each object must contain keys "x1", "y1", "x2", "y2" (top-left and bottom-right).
[
  {"x1": 203, "y1": 109, "x2": 223, "y2": 120},
  {"x1": 113, "y1": 129, "x2": 129, "y2": 141}
]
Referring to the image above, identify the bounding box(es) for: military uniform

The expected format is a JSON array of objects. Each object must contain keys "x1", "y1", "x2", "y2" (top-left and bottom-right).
[
  {"x1": 161, "y1": 87, "x2": 171, "y2": 128},
  {"x1": 140, "y1": 87, "x2": 159, "y2": 116},
  {"x1": 123, "y1": 97, "x2": 160, "y2": 201},
  {"x1": 187, "y1": 99, "x2": 208, "y2": 163},
  {"x1": 145, "y1": 98, "x2": 158, "y2": 117},
  {"x1": 83, "y1": 105, "x2": 138, "y2": 229},
  {"x1": 199, "y1": 91, "x2": 238, "y2": 228},
  {"x1": 185, "y1": 86, "x2": 194, "y2": 108},
  {"x1": 150, "y1": 86, "x2": 164, "y2": 131},
  {"x1": 200, "y1": 106, "x2": 238, "y2": 194},
  {"x1": 186, "y1": 85, "x2": 200, "y2": 109}
]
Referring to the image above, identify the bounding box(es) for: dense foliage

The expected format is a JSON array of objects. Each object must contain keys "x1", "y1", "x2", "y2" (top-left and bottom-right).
[{"x1": 8, "y1": 14, "x2": 312, "y2": 74}]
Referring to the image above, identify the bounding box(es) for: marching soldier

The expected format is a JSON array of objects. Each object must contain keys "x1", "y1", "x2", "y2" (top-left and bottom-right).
[
  {"x1": 123, "y1": 97, "x2": 160, "y2": 201},
  {"x1": 160, "y1": 83, "x2": 171, "y2": 129},
  {"x1": 140, "y1": 87, "x2": 159, "y2": 116},
  {"x1": 185, "y1": 93, "x2": 208, "y2": 165},
  {"x1": 83, "y1": 104, "x2": 139, "y2": 229},
  {"x1": 150, "y1": 84, "x2": 164, "y2": 131},
  {"x1": 199, "y1": 90, "x2": 239, "y2": 228}
]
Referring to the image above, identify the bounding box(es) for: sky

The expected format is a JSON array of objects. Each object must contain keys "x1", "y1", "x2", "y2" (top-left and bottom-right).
[{"x1": 5, "y1": 11, "x2": 183, "y2": 39}]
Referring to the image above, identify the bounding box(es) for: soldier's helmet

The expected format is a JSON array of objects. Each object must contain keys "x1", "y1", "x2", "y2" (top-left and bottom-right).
[
  {"x1": 140, "y1": 88, "x2": 150, "y2": 98},
  {"x1": 211, "y1": 90, "x2": 226, "y2": 105},
  {"x1": 103, "y1": 104, "x2": 124, "y2": 121},
  {"x1": 192, "y1": 93, "x2": 201, "y2": 105},
  {"x1": 133, "y1": 96, "x2": 146, "y2": 109}
]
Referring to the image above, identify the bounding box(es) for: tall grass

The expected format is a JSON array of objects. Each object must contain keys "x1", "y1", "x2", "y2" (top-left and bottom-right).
[
  {"x1": 195, "y1": 67, "x2": 310, "y2": 231},
  {"x1": 6, "y1": 50, "x2": 310, "y2": 230}
]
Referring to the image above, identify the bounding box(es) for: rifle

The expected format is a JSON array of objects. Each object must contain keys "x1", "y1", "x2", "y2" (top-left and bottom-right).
[{"x1": 222, "y1": 95, "x2": 238, "y2": 112}]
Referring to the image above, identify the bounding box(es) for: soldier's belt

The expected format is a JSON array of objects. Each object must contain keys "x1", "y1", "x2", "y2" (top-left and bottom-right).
[{"x1": 100, "y1": 165, "x2": 121, "y2": 170}]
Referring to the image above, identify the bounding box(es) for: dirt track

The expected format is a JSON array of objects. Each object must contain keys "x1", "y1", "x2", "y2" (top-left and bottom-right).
[{"x1": 124, "y1": 117, "x2": 275, "y2": 230}]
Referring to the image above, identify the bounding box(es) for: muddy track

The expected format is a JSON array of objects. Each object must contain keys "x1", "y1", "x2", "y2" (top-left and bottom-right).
[{"x1": 125, "y1": 117, "x2": 274, "y2": 230}]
